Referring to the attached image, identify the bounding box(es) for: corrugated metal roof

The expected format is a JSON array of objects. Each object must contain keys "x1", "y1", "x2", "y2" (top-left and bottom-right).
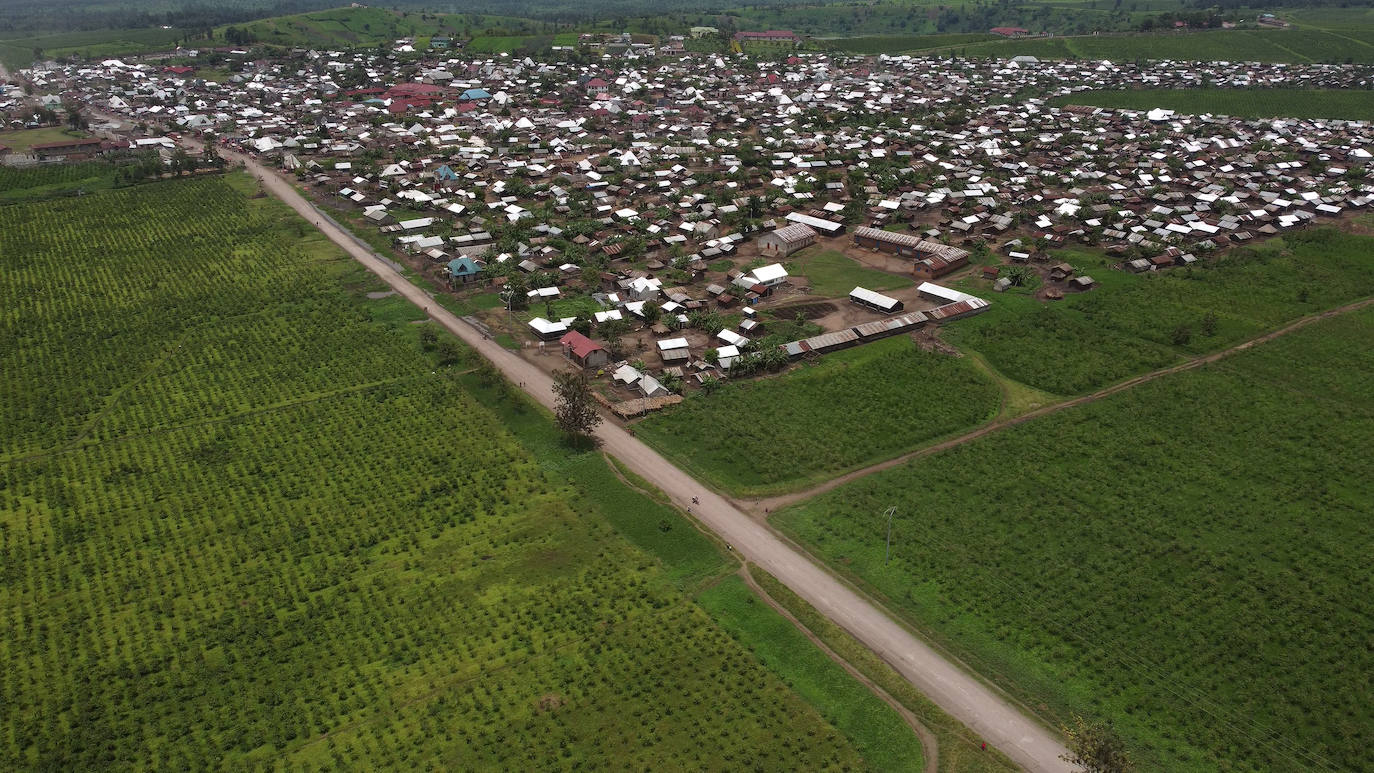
[
  {"x1": 802, "y1": 329, "x2": 859, "y2": 352},
  {"x1": 849, "y1": 286, "x2": 901, "y2": 310}
]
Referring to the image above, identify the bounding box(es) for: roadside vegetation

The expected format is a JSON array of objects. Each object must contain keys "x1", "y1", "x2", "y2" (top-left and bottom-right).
[
  {"x1": 748, "y1": 567, "x2": 1020, "y2": 773},
  {"x1": 636, "y1": 336, "x2": 1001, "y2": 496},
  {"x1": 698, "y1": 576, "x2": 926, "y2": 772},
  {"x1": 776, "y1": 306, "x2": 1374, "y2": 772},
  {"x1": 0, "y1": 173, "x2": 921, "y2": 770}
]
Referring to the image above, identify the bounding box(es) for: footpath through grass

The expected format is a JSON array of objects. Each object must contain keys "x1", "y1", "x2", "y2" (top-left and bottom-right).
[
  {"x1": 747, "y1": 567, "x2": 1020, "y2": 773},
  {"x1": 943, "y1": 229, "x2": 1374, "y2": 395},
  {"x1": 1050, "y1": 88, "x2": 1374, "y2": 121},
  {"x1": 777, "y1": 305, "x2": 1374, "y2": 772},
  {"x1": 698, "y1": 576, "x2": 926, "y2": 773}
]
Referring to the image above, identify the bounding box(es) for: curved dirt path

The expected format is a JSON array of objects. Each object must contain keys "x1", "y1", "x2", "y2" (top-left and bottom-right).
[
  {"x1": 755, "y1": 294, "x2": 1374, "y2": 513},
  {"x1": 739, "y1": 567, "x2": 942, "y2": 773},
  {"x1": 216, "y1": 150, "x2": 1073, "y2": 772}
]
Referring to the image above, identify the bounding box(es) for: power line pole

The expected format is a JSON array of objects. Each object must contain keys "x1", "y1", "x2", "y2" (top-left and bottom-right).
[{"x1": 884, "y1": 506, "x2": 896, "y2": 565}]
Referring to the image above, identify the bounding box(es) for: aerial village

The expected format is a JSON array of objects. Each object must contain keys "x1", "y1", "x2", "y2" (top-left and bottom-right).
[{"x1": 15, "y1": 43, "x2": 1373, "y2": 412}]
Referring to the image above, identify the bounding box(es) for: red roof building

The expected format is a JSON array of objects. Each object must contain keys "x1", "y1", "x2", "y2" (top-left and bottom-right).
[{"x1": 560, "y1": 331, "x2": 609, "y2": 368}]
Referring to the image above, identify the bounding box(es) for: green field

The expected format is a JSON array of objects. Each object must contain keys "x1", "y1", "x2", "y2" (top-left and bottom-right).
[
  {"x1": 698, "y1": 576, "x2": 925, "y2": 772},
  {"x1": 949, "y1": 28, "x2": 1374, "y2": 63},
  {"x1": 0, "y1": 127, "x2": 90, "y2": 152},
  {"x1": 788, "y1": 248, "x2": 915, "y2": 297},
  {"x1": 636, "y1": 336, "x2": 1000, "y2": 495},
  {"x1": 0, "y1": 174, "x2": 917, "y2": 769},
  {"x1": 0, "y1": 160, "x2": 120, "y2": 201},
  {"x1": 222, "y1": 8, "x2": 548, "y2": 52},
  {"x1": 1051, "y1": 88, "x2": 1374, "y2": 121},
  {"x1": 747, "y1": 568, "x2": 1019, "y2": 773},
  {"x1": 0, "y1": 27, "x2": 184, "y2": 69},
  {"x1": 943, "y1": 232, "x2": 1374, "y2": 396},
  {"x1": 832, "y1": 33, "x2": 1001, "y2": 55},
  {"x1": 778, "y1": 305, "x2": 1374, "y2": 771}
]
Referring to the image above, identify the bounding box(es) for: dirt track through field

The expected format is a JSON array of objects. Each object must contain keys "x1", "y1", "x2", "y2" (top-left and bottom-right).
[
  {"x1": 753, "y1": 295, "x2": 1374, "y2": 514},
  {"x1": 739, "y1": 568, "x2": 943, "y2": 773},
  {"x1": 208, "y1": 148, "x2": 1074, "y2": 772}
]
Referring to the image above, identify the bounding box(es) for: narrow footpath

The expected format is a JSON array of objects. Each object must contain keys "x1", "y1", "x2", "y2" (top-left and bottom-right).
[{"x1": 755, "y1": 294, "x2": 1374, "y2": 514}]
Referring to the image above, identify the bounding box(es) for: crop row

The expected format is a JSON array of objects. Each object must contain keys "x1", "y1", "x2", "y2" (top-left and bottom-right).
[
  {"x1": 638, "y1": 335, "x2": 1002, "y2": 494},
  {"x1": 779, "y1": 307, "x2": 1374, "y2": 771},
  {"x1": 0, "y1": 177, "x2": 870, "y2": 770}
]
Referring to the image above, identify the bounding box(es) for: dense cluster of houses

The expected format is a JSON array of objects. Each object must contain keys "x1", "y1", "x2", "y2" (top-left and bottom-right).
[{"x1": 21, "y1": 46, "x2": 1372, "y2": 398}]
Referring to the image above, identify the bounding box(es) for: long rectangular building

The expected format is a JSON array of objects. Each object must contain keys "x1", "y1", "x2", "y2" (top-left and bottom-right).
[{"x1": 853, "y1": 227, "x2": 971, "y2": 279}]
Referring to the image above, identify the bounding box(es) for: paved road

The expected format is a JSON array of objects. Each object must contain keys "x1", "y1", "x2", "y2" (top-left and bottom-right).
[{"x1": 218, "y1": 148, "x2": 1072, "y2": 772}]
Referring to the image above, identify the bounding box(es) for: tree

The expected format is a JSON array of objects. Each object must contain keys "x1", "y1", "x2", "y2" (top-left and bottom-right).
[
  {"x1": 641, "y1": 302, "x2": 662, "y2": 325},
  {"x1": 170, "y1": 148, "x2": 191, "y2": 176},
  {"x1": 552, "y1": 368, "x2": 601, "y2": 443},
  {"x1": 599, "y1": 318, "x2": 630, "y2": 358},
  {"x1": 1200, "y1": 312, "x2": 1218, "y2": 337},
  {"x1": 1060, "y1": 715, "x2": 1134, "y2": 773},
  {"x1": 1171, "y1": 325, "x2": 1192, "y2": 347}
]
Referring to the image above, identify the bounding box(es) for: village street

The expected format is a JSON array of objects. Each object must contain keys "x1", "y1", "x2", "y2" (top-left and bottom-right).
[{"x1": 222, "y1": 147, "x2": 1074, "y2": 773}]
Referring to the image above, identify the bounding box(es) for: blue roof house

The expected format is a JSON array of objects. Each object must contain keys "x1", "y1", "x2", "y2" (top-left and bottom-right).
[{"x1": 447, "y1": 256, "x2": 482, "y2": 286}]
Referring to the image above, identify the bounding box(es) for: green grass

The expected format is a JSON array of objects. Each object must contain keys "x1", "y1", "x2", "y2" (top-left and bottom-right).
[
  {"x1": 696, "y1": 576, "x2": 926, "y2": 773},
  {"x1": 0, "y1": 174, "x2": 885, "y2": 769},
  {"x1": 954, "y1": 28, "x2": 1374, "y2": 64},
  {"x1": 0, "y1": 127, "x2": 89, "y2": 152},
  {"x1": 748, "y1": 567, "x2": 1020, "y2": 773},
  {"x1": 636, "y1": 336, "x2": 1000, "y2": 496},
  {"x1": 788, "y1": 248, "x2": 915, "y2": 298},
  {"x1": 1051, "y1": 88, "x2": 1374, "y2": 121},
  {"x1": 942, "y1": 232, "x2": 1374, "y2": 395},
  {"x1": 777, "y1": 305, "x2": 1374, "y2": 772},
  {"x1": 222, "y1": 7, "x2": 549, "y2": 52},
  {"x1": 832, "y1": 33, "x2": 1002, "y2": 54},
  {"x1": 0, "y1": 27, "x2": 184, "y2": 69},
  {"x1": 0, "y1": 161, "x2": 119, "y2": 201}
]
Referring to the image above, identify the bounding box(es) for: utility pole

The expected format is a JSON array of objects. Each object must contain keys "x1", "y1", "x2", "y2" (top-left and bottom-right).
[{"x1": 884, "y1": 506, "x2": 896, "y2": 565}]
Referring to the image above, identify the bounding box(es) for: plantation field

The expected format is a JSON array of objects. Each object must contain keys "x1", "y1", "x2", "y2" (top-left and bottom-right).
[
  {"x1": 1050, "y1": 88, "x2": 1374, "y2": 121},
  {"x1": 954, "y1": 28, "x2": 1374, "y2": 64},
  {"x1": 636, "y1": 336, "x2": 1000, "y2": 495},
  {"x1": 831, "y1": 32, "x2": 1000, "y2": 55},
  {"x1": 698, "y1": 576, "x2": 925, "y2": 772},
  {"x1": 0, "y1": 27, "x2": 184, "y2": 69},
  {"x1": 0, "y1": 175, "x2": 906, "y2": 769},
  {"x1": 777, "y1": 305, "x2": 1374, "y2": 771},
  {"x1": 942, "y1": 230, "x2": 1374, "y2": 395},
  {"x1": 789, "y1": 248, "x2": 915, "y2": 297},
  {"x1": 0, "y1": 160, "x2": 118, "y2": 201}
]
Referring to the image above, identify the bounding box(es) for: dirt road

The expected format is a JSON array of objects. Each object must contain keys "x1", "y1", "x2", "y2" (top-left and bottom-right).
[
  {"x1": 219, "y1": 150, "x2": 1072, "y2": 771},
  {"x1": 755, "y1": 294, "x2": 1374, "y2": 514},
  {"x1": 739, "y1": 568, "x2": 943, "y2": 773}
]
